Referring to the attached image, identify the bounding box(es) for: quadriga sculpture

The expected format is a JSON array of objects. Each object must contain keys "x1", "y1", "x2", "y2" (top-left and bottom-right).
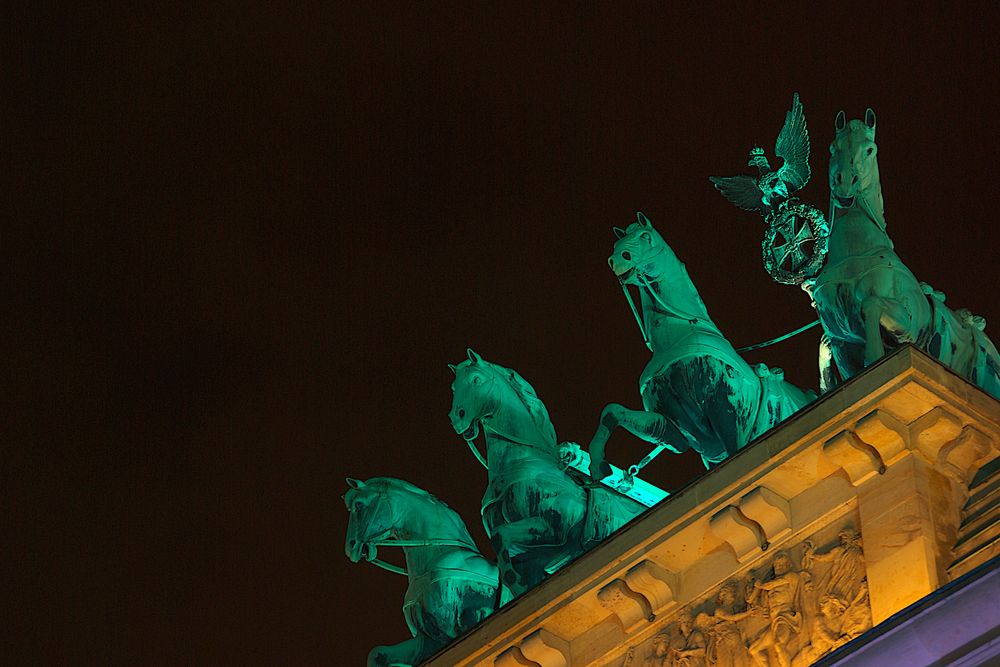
[
  {"x1": 812, "y1": 109, "x2": 1000, "y2": 395},
  {"x1": 588, "y1": 213, "x2": 814, "y2": 478},
  {"x1": 344, "y1": 477, "x2": 498, "y2": 667},
  {"x1": 449, "y1": 349, "x2": 643, "y2": 599}
]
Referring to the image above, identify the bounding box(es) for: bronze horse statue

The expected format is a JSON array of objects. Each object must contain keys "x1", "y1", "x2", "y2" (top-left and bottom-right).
[
  {"x1": 449, "y1": 349, "x2": 643, "y2": 599},
  {"x1": 344, "y1": 476, "x2": 499, "y2": 667},
  {"x1": 812, "y1": 109, "x2": 1000, "y2": 396},
  {"x1": 587, "y1": 213, "x2": 815, "y2": 478}
]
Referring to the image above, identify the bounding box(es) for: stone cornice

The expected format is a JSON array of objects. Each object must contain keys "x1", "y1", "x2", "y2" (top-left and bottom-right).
[{"x1": 427, "y1": 346, "x2": 1000, "y2": 667}]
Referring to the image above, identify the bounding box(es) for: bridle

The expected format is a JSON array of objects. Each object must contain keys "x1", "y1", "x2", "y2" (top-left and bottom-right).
[
  {"x1": 828, "y1": 135, "x2": 885, "y2": 234},
  {"x1": 352, "y1": 491, "x2": 478, "y2": 577},
  {"x1": 612, "y1": 236, "x2": 816, "y2": 479},
  {"x1": 458, "y1": 366, "x2": 558, "y2": 468},
  {"x1": 621, "y1": 274, "x2": 706, "y2": 352},
  {"x1": 828, "y1": 186, "x2": 884, "y2": 237},
  {"x1": 458, "y1": 370, "x2": 498, "y2": 469}
]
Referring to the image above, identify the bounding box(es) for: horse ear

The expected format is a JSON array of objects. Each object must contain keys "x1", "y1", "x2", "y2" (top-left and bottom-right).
[
  {"x1": 447, "y1": 363, "x2": 457, "y2": 375},
  {"x1": 865, "y1": 108, "x2": 876, "y2": 132},
  {"x1": 346, "y1": 477, "x2": 364, "y2": 489},
  {"x1": 835, "y1": 110, "x2": 846, "y2": 132},
  {"x1": 467, "y1": 348, "x2": 482, "y2": 363},
  {"x1": 636, "y1": 211, "x2": 651, "y2": 227},
  {"x1": 613, "y1": 226, "x2": 626, "y2": 239}
]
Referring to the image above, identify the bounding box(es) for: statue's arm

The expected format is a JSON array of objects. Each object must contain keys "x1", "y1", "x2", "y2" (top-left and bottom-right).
[
  {"x1": 755, "y1": 576, "x2": 789, "y2": 592},
  {"x1": 715, "y1": 608, "x2": 755, "y2": 622},
  {"x1": 807, "y1": 549, "x2": 836, "y2": 563}
]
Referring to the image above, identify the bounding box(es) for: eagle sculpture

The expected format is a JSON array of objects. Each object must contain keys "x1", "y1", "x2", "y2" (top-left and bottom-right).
[{"x1": 710, "y1": 92, "x2": 811, "y2": 215}]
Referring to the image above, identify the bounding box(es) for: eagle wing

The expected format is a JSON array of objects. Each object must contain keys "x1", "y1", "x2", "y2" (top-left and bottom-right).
[
  {"x1": 774, "y1": 92, "x2": 811, "y2": 193},
  {"x1": 709, "y1": 174, "x2": 767, "y2": 213}
]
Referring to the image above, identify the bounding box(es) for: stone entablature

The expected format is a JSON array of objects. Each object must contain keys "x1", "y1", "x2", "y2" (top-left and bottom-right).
[{"x1": 427, "y1": 346, "x2": 1000, "y2": 667}]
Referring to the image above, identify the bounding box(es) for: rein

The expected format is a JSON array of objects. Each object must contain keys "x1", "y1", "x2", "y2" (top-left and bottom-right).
[
  {"x1": 460, "y1": 370, "x2": 558, "y2": 468},
  {"x1": 466, "y1": 436, "x2": 488, "y2": 469},
  {"x1": 619, "y1": 273, "x2": 704, "y2": 351},
  {"x1": 736, "y1": 319, "x2": 821, "y2": 352},
  {"x1": 621, "y1": 272, "x2": 818, "y2": 354},
  {"x1": 355, "y1": 489, "x2": 478, "y2": 577},
  {"x1": 615, "y1": 262, "x2": 819, "y2": 477},
  {"x1": 365, "y1": 536, "x2": 480, "y2": 577},
  {"x1": 829, "y1": 190, "x2": 884, "y2": 237}
]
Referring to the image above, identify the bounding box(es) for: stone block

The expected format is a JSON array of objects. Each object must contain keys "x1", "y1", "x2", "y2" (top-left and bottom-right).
[
  {"x1": 622, "y1": 560, "x2": 677, "y2": 617},
  {"x1": 708, "y1": 505, "x2": 765, "y2": 561},
  {"x1": 910, "y1": 406, "x2": 963, "y2": 463},
  {"x1": 738, "y1": 485, "x2": 791, "y2": 544},
  {"x1": 824, "y1": 429, "x2": 884, "y2": 485},
  {"x1": 596, "y1": 579, "x2": 650, "y2": 633},
  {"x1": 854, "y1": 408, "x2": 908, "y2": 464}
]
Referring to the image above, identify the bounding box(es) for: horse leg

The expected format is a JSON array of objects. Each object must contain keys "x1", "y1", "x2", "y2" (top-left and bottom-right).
[
  {"x1": 861, "y1": 296, "x2": 916, "y2": 365},
  {"x1": 367, "y1": 636, "x2": 432, "y2": 667},
  {"x1": 491, "y1": 516, "x2": 562, "y2": 594},
  {"x1": 587, "y1": 403, "x2": 692, "y2": 479},
  {"x1": 821, "y1": 335, "x2": 863, "y2": 388},
  {"x1": 819, "y1": 334, "x2": 837, "y2": 393},
  {"x1": 492, "y1": 516, "x2": 555, "y2": 548}
]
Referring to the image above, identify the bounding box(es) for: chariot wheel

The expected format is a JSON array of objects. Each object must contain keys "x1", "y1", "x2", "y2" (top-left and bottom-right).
[{"x1": 762, "y1": 199, "x2": 830, "y2": 285}]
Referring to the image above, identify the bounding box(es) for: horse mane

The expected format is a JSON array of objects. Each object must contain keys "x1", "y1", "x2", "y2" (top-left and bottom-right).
[
  {"x1": 363, "y1": 476, "x2": 474, "y2": 542},
  {"x1": 366, "y1": 476, "x2": 449, "y2": 509},
  {"x1": 495, "y1": 362, "x2": 557, "y2": 446},
  {"x1": 839, "y1": 118, "x2": 874, "y2": 137}
]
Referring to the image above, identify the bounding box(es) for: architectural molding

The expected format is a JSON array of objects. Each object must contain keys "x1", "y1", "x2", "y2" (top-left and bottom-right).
[{"x1": 426, "y1": 347, "x2": 1000, "y2": 667}]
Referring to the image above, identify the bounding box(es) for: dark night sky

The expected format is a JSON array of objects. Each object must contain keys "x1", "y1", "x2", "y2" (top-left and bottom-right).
[{"x1": 8, "y1": 4, "x2": 1000, "y2": 665}]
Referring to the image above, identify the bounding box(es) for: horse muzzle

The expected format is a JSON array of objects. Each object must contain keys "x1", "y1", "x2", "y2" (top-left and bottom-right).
[
  {"x1": 449, "y1": 405, "x2": 484, "y2": 440},
  {"x1": 346, "y1": 538, "x2": 376, "y2": 563},
  {"x1": 609, "y1": 258, "x2": 637, "y2": 284},
  {"x1": 832, "y1": 194, "x2": 856, "y2": 208},
  {"x1": 830, "y1": 171, "x2": 859, "y2": 208},
  {"x1": 453, "y1": 418, "x2": 480, "y2": 441}
]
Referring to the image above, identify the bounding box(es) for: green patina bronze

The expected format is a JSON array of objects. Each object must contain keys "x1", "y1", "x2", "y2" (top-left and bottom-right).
[
  {"x1": 449, "y1": 349, "x2": 644, "y2": 599},
  {"x1": 587, "y1": 213, "x2": 815, "y2": 478},
  {"x1": 712, "y1": 93, "x2": 830, "y2": 285},
  {"x1": 711, "y1": 93, "x2": 812, "y2": 217},
  {"x1": 811, "y1": 108, "x2": 1000, "y2": 396},
  {"x1": 344, "y1": 477, "x2": 499, "y2": 667},
  {"x1": 711, "y1": 95, "x2": 1000, "y2": 397},
  {"x1": 343, "y1": 95, "x2": 1000, "y2": 652}
]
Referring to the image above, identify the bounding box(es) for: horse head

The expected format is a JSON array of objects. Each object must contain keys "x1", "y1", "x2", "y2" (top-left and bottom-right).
[
  {"x1": 448, "y1": 348, "x2": 493, "y2": 441},
  {"x1": 344, "y1": 477, "x2": 497, "y2": 666},
  {"x1": 344, "y1": 477, "x2": 395, "y2": 563},
  {"x1": 449, "y1": 349, "x2": 556, "y2": 452},
  {"x1": 608, "y1": 212, "x2": 670, "y2": 286},
  {"x1": 829, "y1": 108, "x2": 883, "y2": 224}
]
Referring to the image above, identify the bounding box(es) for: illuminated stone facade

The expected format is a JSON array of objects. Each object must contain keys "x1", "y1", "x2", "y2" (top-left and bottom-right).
[{"x1": 427, "y1": 346, "x2": 1000, "y2": 666}]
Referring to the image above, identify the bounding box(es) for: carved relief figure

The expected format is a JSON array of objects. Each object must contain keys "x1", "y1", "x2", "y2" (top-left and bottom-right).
[
  {"x1": 701, "y1": 581, "x2": 756, "y2": 667},
  {"x1": 671, "y1": 612, "x2": 708, "y2": 667},
  {"x1": 627, "y1": 527, "x2": 871, "y2": 667},
  {"x1": 795, "y1": 594, "x2": 847, "y2": 664},
  {"x1": 587, "y1": 213, "x2": 814, "y2": 478},
  {"x1": 800, "y1": 529, "x2": 872, "y2": 643},
  {"x1": 640, "y1": 611, "x2": 708, "y2": 667},
  {"x1": 746, "y1": 552, "x2": 811, "y2": 667},
  {"x1": 647, "y1": 629, "x2": 679, "y2": 666},
  {"x1": 803, "y1": 530, "x2": 864, "y2": 603}
]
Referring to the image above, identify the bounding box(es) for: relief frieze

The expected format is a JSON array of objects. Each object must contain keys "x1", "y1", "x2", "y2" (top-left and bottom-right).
[{"x1": 620, "y1": 526, "x2": 871, "y2": 667}]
